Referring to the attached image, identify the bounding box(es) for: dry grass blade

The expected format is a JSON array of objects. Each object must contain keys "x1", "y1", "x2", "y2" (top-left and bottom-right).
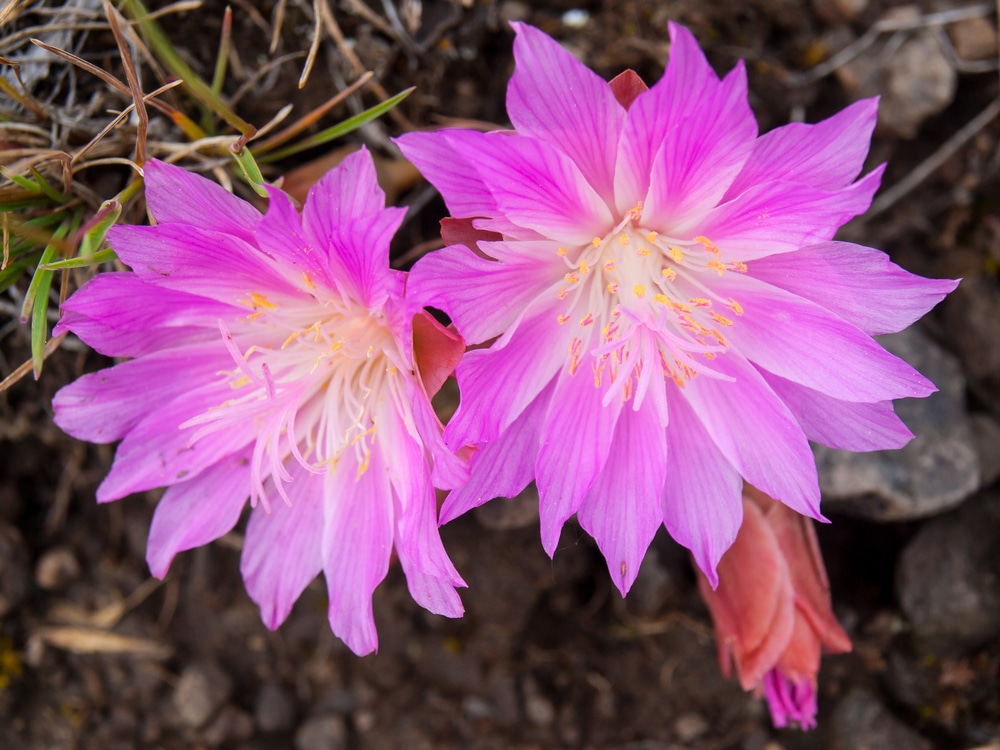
[
  {"x1": 105, "y1": 1, "x2": 149, "y2": 165},
  {"x1": 0, "y1": 333, "x2": 64, "y2": 394},
  {"x1": 299, "y1": 0, "x2": 323, "y2": 89},
  {"x1": 34, "y1": 627, "x2": 172, "y2": 660},
  {"x1": 48, "y1": 578, "x2": 164, "y2": 630}
]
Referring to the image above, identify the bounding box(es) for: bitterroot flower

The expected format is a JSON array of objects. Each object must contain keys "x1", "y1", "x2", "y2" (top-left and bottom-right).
[
  {"x1": 52, "y1": 149, "x2": 468, "y2": 655},
  {"x1": 396, "y1": 23, "x2": 957, "y2": 593},
  {"x1": 695, "y1": 486, "x2": 852, "y2": 730}
]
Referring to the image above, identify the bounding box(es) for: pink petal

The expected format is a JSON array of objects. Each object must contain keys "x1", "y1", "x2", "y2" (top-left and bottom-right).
[
  {"x1": 408, "y1": 241, "x2": 563, "y2": 345},
  {"x1": 717, "y1": 272, "x2": 936, "y2": 401},
  {"x1": 412, "y1": 310, "x2": 466, "y2": 399},
  {"x1": 440, "y1": 381, "x2": 553, "y2": 524},
  {"x1": 614, "y1": 22, "x2": 721, "y2": 212},
  {"x1": 146, "y1": 447, "x2": 252, "y2": 577},
  {"x1": 52, "y1": 344, "x2": 228, "y2": 444},
  {"x1": 507, "y1": 22, "x2": 626, "y2": 206},
  {"x1": 257, "y1": 185, "x2": 340, "y2": 291},
  {"x1": 445, "y1": 305, "x2": 575, "y2": 448},
  {"x1": 681, "y1": 167, "x2": 884, "y2": 260},
  {"x1": 577, "y1": 400, "x2": 666, "y2": 596},
  {"x1": 761, "y1": 371, "x2": 913, "y2": 451},
  {"x1": 302, "y1": 147, "x2": 406, "y2": 308},
  {"x1": 96, "y1": 383, "x2": 253, "y2": 502},
  {"x1": 681, "y1": 352, "x2": 822, "y2": 520},
  {"x1": 54, "y1": 273, "x2": 236, "y2": 356},
  {"x1": 535, "y1": 368, "x2": 623, "y2": 557},
  {"x1": 322, "y1": 450, "x2": 394, "y2": 655},
  {"x1": 143, "y1": 159, "x2": 260, "y2": 243},
  {"x1": 395, "y1": 129, "x2": 503, "y2": 220},
  {"x1": 746, "y1": 241, "x2": 959, "y2": 335},
  {"x1": 241, "y1": 462, "x2": 324, "y2": 630},
  {"x1": 608, "y1": 70, "x2": 648, "y2": 110},
  {"x1": 725, "y1": 98, "x2": 879, "y2": 199},
  {"x1": 661, "y1": 393, "x2": 744, "y2": 587},
  {"x1": 441, "y1": 130, "x2": 614, "y2": 244},
  {"x1": 641, "y1": 62, "x2": 757, "y2": 224},
  {"x1": 406, "y1": 379, "x2": 469, "y2": 491},
  {"x1": 108, "y1": 223, "x2": 297, "y2": 305}
]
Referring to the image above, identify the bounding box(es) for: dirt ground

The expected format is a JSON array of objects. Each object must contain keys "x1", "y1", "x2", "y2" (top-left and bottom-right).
[{"x1": 1, "y1": 0, "x2": 999, "y2": 748}]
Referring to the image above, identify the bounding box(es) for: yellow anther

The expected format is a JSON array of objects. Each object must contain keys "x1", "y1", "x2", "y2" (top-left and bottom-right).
[
  {"x1": 727, "y1": 298, "x2": 744, "y2": 316},
  {"x1": 247, "y1": 292, "x2": 277, "y2": 309},
  {"x1": 627, "y1": 202, "x2": 643, "y2": 220},
  {"x1": 580, "y1": 313, "x2": 594, "y2": 327},
  {"x1": 302, "y1": 272, "x2": 316, "y2": 290},
  {"x1": 557, "y1": 313, "x2": 570, "y2": 325},
  {"x1": 231, "y1": 375, "x2": 250, "y2": 388},
  {"x1": 557, "y1": 287, "x2": 570, "y2": 300},
  {"x1": 619, "y1": 234, "x2": 630, "y2": 246},
  {"x1": 633, "y1": 284, "x2": 646, "y2": 298},
  {"x1": 661, "y1": 267, "x2": 677, "y2": 281},
  {"x1": 565, "y1": 272, "x2": 579, "y2": 284},
  {"x1": 636, "y1": 247, "x2": 651, "y2": 257},
  {"x1": 647, "y1": 231, "x2": 658, "y2": 243},
  {"x1": 729, "y1": 261, "x2": 748, "y2": 273},
  {"x1": 557, "y1": 247, "x2": 568, "y2": 256},
  {"x1": 708, "y1": 259, "x2": 727, "y2": 275},
  {"x1": 694, "y1": 235, "x2": 721, "y2": 255},
  {"x1": 711, "y1": 312, "x2": 734, "y2": 326},
  {"x1": 607, "y1": 282, "x2": 620, "y2": 294},
  {"x1": 579, "y1": 260, "x2": 591, "y2": 275},
  {"x1": 689, "y1": 297, "x2": 712, "y2": 307},
  {"x1": 592, "y1": 237, "x2": 603, "y2": 248},
  {"x1": 603, "y1": 260, "x2": 616, "y2": 272},
  {"x1": 669, "y1": 247, "x2": 684, "y2": 263},
  {"x1": 654, "y1": 294, "x2": 669, "y2": 305}
]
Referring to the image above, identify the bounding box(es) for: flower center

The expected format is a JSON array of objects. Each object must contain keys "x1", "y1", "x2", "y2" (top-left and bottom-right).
[{"x1": 552, "y1": 204, "x2": 746, "y2": 404}]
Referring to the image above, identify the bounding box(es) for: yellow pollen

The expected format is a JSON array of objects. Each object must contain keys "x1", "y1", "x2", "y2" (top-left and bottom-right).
[
  {"x1": 653, "y1": 293, "x2": 668, "y2": 305},
  {"x1": 592, "y1": 237, "x2": 603, "y2": 248},
  {"x1": 231, "y1": 375, "x2": 250, "y2": 388},
  {"x1": 627, "y1": 203, "x2": 643, "y2": 220},
  {"x1": 689, "y1": 297, "x2": 712, "y2": 307},
  {"x1": 557, "y1": 313, "x2": 570, "y2": 325},
  {"x1": 302, "y1": 272, "x2": 316, "y2": 290},
  {"x1": 729, "y1": 261, "x2": 748, "y2": 273},
  {"x1": 557, "y1": 247, "x2": 568, "y2": 256},
  {"x1": 636, "y1": 247, "x2": 651, "y2": 257},
  {"x1": 565, "y1": 272, "x2": 579, "y2": 284},
  {"x1": 661, "y1": 267, "x2": 677, "y2": 281},
  {"x1": 633, "y1": 284, "x2": 646, "y2": 298},
  {"x1": 669, "y1": 247, "x2": 684, "y2": 263},
  {"x1": 694, "y1": 235, "x2": 721, "y2": 256},
  {"x1": 579, "y1": 260, "x2": 591, "y2": 275},
  {"x1": 247, "y1": 292, "x2": 277, "y2": 309},
  {"x1": 607, "y1": 282, "x2": 619, "y2": 294},
  {"x1": 604, "y1": 260, "x2": 616, "y2": 272},
  {"x1": 708, "y1": 259, "x2": 727, "y2": 275},
  {"x1": 557, "y1": 287, "x2": 570, "y2": 300},
  {"x1": 580, "y1": 313, "x2": 594, "y2": 327},
  {"x1": 727, "y1": 298, "x2": 744, "y2": 316},
  {"x1": 619, "y1": 234, "x2": 630, "y2": 246},
  {"x1": 711, "y1": 312, "x2": 734, "y2": 326},
  {"x1": 646, "y1": 231, "x2": 658, "y2": 242}
]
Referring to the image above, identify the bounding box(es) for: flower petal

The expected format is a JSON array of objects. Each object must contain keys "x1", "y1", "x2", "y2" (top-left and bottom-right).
[
  {"x1": 147, "y1": 447, "x2": 252, "y2": 577},
  {"x1": 681, "y1": 352, "x2": 822, "y2": 520},
  {"x1": 725, "y1": 98, "x2": 879, "y2": 198},
  {"x1": 762, "y1": 370, "x2": 913, "y2": 451},
  {"x1": 143, "y1": 159, "x2": 260, "y2": 243},
  {"x1": 535, "y1": 369, "x2": 623, "y2": 557},
  {"x1": 241, "y1": 462, "x2": 324, "y2": 630},
  {"x1": 507, "y1": 22, "x2": 626, "y2": 206},
  {"x1": 746, "y1": 241, "x2": 959, "y2": 335},
  {"x1": 408, "y1": 240, "x2": 563, "y2": 345},
  {"x1": 322, "y1": 450, "x2": 394, "y2": 655},
  {"x1": 717, "y1": 272, "x2": 936, "y2": 402},
  {"x1": 577, "y1": 399, "x2": 666, "y2": 596},
  {"x1": 411, "y1": 310, "x2": 465, "y2": 399},
  {"x1": 302, "y1": 147, "x2": 406, "y2": 308},
  {"x1": 52, "y1": 344, "x2": 228, "y2": 444},
  {"x1": 661, "y1": 393, "x2": 744, "y2": 586}
]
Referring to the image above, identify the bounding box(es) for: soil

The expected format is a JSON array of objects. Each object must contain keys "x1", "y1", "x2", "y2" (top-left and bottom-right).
[{"x1": 1, "y1": 0, "x2": 999, "y2": 749}]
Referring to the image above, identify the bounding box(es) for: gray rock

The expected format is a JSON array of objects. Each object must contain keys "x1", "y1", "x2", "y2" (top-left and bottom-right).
[
  {"x1": 173, "y1": 663, "x2": 233, "y2": 729},
  {"x1": 971, "y1": 413, "x2": 1000, "y2": 488},
  {"x1": 254, "y1": 680, "x2": 296, "y2": 733},
  {"x1": 815, "y1": 327, "x2": 980, "y2": 520},
  {"x1": 882, "y1": 34, "x2": 957, "y2": 139},
  {"x1": 0, "y1": 523, "x2": 29, "y2": 619},
  {"x1": 828, "y1": 687, "x2": 932, "y2": 750},
  {"x1": 939, "y1": 277, "x2": 1000, "y2": 412},
  {"x1": 947, "y1": 17, "x2": 998, "y2": 61},
  {"x1": 295, "y1": 715, "x2": 347, "y2": 750},
  {"x1": 896, "y1": 490, "x2": 1000, "y2": 654}
]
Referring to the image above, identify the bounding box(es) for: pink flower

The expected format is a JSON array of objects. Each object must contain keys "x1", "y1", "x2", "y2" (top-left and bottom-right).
[
  {"x1": 396, "y1": 23, "x2": 957, "y2": 593},
  {"x1": 696, "y1": 486, "x2": 852, "y2": 729},
  {"x1": 52, "y1": 150, "x2": 468, "y2": 655}
]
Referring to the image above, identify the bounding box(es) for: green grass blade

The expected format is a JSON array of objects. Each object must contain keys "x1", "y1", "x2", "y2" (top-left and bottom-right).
[{"x1": 41, "y1": 248, "x2": 118, "y2": 270}]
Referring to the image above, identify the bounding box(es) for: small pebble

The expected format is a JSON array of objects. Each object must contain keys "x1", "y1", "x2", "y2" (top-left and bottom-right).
[
  {"x1": 34, "y1": 547, "x2": 81, "y2": 590},
  {"x1": 173, "y1": 663, "x2": 233, "y2": 728},
  {"x1": 295, "y1": 714, "x2": 347, "y2": 750},
  {"x1": 948, "y1": 17, "x2": 998, "y2": 61},
  {"x1": 561, "y1": 9, "x2": 591, "y2": 29},
  {"x1": 674, "y1": 712, "x2": 710, "y2": 743},
  {"x1": 255, "y1": 680, "x2": 296, "y2": 733}
]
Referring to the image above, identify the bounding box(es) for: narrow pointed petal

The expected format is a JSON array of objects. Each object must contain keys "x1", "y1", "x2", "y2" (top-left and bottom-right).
[
  {"x1": 614, "y1": 22, "x2": 722, "y2": 209},
  {"x1": 661, "y1": 393, "x2": 744, "y2": 586},
  {"x1": 508, "y1": 22, "x2": 626, "y2": 205},
  {"x1": 52, "y1": 344, "x2": 226, "y2": 443},
  {"x1": 762, "y1": 370, "x2": 913, "y2": 451},
  {"x1": 147, "y1": 447, "x2": 252, "y2": 577},
  {"x1": 143, "y1": 159, "x2": 260, "y2": 243},
  {"x1": 717, "y1": 273, "x2": 936, "y2": 402},
  {"x1": 302, "y1": 147, "x2": 406, "y2": 307},
  {"x1": 746, "y1": 241, "x2": 959, "y2": 335},
  {"x1": 683, "y1": 168, "x2": 884, "y2": 260},
  {"x1": 608, "y1": 69, "x2": 648, "y2": 110},
  {"x1": 577, "y1": 400, "x2": 666, "y2": 595},
  {"x1": 322, "y1": 453, "x2": 393, "y2": 656},
  {"x1": 725, "y1": 99, "x2": 879, "y2": 198},
  {"x1": 440, "y1": 382, "x2": 552, "y2": 523},
  {"x1": 408, "y1": 241, "x2": 563, "y2": 345},
  {"x1": 257, "y1": 185, "x2": 339, "y2": 291},
  {"x1": 241, "y1": 464, "x2": 324, "y2": 629},
  {"x1": 536, "y1": 369, "x2": 623, "y2": 557},
  {"x1": 682, "y1": 353, "x2": 822, "y2": 520}
]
